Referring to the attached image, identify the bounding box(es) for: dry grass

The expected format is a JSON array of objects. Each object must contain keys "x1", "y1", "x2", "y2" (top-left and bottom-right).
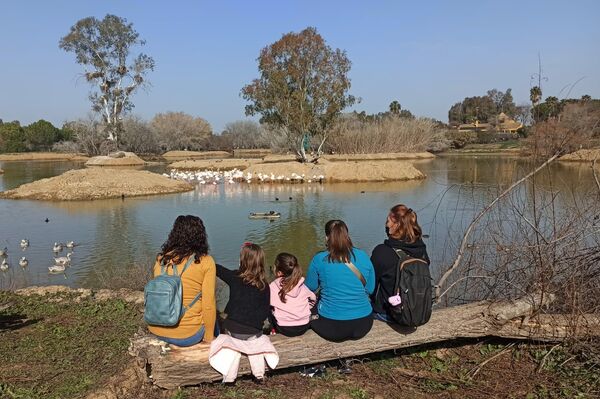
[{"x1": 326, "y1": 116, "x2": 447, "y2": 154}]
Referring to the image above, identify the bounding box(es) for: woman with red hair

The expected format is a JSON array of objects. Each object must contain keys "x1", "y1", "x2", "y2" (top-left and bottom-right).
[{"x1": 371, "y1": 204, "x2": 430, "y2": 323}]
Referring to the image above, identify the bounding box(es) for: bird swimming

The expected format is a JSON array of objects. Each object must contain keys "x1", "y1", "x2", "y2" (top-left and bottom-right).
[
  {"x1": 48, "y1": 264, "x2": 66, "y2": 273},
  {"x1": 19, "y1": 257, "x2": 28, "y2": 268},
  {"x1": 0, "y1": 258, "x2": 9, "y2": 271},
  {"x1": 20, "y1": 239, "x2": 29, "y2": 248},
  {"x1": 54, "y1": 253, "x2": 72, "y2": 265},
  {"x1": 53, "y1": 242, "x2": 63, "y2": 252}
]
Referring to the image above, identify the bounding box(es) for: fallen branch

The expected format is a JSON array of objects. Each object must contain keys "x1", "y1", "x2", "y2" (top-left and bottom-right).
[
  {"x1": 434, "y1": 154, "x2": 560, "y2": 303},
  {"x1": 129, "y1": 295, "x2": 600, "y2": 388}
]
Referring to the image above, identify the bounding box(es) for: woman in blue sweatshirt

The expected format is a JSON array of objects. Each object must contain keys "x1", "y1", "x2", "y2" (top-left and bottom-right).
[{"x1": 305, "y1": 220, "x2": 375, "y2": 342}]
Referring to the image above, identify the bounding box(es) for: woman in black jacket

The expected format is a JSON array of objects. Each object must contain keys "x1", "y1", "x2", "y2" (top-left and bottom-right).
[{"x1": 370, "y1": 204, "x2": 430, "y2": 322}]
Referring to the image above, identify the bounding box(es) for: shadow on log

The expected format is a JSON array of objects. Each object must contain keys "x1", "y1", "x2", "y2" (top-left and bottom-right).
[{"x1": 128, "y1": 295, "x2": 600, "y2": 389}]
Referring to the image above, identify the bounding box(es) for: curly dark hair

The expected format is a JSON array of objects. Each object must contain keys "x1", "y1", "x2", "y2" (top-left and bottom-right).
[{"x1": 158, "y1": 215, "x2": 209, "y2": 266}]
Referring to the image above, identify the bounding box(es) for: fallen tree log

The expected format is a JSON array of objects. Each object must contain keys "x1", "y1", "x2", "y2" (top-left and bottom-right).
[{"x1": 128, "y1": 296, "x2": 600, "y2": 389}]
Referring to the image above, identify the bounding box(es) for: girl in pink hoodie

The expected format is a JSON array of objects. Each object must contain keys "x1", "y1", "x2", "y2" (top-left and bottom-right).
[{"x1": 269, "y1": 253, "x2": 316, "y2": 337}]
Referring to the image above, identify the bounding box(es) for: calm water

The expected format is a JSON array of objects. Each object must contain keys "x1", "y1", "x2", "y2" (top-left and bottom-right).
[{"x1": 0, "y1": 157, "x2": 593, "y2": 290}]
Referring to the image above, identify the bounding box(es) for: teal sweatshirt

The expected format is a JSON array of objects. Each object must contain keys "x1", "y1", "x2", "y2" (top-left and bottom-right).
[{"x1": 305, "y1": 248, "x2": 375, "y2": 320}]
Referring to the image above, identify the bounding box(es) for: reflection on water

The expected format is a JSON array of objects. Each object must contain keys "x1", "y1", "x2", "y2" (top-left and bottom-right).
[{"x1": 0, "y1": 156, "x2": 595, "y2": 289}]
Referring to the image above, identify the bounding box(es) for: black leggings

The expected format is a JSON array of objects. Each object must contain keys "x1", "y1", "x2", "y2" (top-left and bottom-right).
[
  {"x1": 269, "y1": 314, "x2": 310, "y2": 337},
  {"x1": 310, "y1": 314, "x2": 373, "y2": 342}
]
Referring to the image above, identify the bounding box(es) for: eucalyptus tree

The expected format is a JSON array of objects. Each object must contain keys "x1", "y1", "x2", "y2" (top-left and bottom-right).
[
  {"x1": 242, "y1": 27, "x2": 356, "y2": 161},
  {"x1": 59, "y1": 14, "x2": 155, "y2": 146}
]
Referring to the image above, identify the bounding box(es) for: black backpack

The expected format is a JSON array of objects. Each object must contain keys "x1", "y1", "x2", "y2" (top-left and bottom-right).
[{"x1": 388, "y1": 248, "x2": 432, "y2": 327}]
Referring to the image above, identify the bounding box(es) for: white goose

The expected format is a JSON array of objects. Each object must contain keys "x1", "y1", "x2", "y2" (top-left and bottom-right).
[
  {"x1": 53, "y1": 242, "x2": 63, "y2": 252},
  {"x1": 0, "y1": 258, "x2": 9, "y2": 271},
  {"x1": 54, "y1": 253, "x2": 72, "y2": 265},
  {"x1": 19, "y1": 257, "x2": 28, "y2": 268},
  {"x1": 20, "y1": 239, "x2": 29, "y2": 248},
  {"x1": 66, "y1": 241, "x2": 76, "y2": 249},
  {"x1": 48, "y1": 264, "x2": 66, "y2": 273}
]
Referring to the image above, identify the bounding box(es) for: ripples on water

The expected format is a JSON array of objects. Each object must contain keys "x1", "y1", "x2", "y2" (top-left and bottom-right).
[{"x1": 0, "y1": 157, "x2": 593, "y2": 290}]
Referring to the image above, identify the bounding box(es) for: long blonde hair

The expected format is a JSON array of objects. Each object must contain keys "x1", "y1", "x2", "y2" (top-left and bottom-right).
[{"x1": 239, "y1": 243, "x2": 268, "y2": 290}]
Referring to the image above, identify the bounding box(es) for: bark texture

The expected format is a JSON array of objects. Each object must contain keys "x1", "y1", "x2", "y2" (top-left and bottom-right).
[{"x1": 128, "y1": 296, "x2": 599, "y2": 389}]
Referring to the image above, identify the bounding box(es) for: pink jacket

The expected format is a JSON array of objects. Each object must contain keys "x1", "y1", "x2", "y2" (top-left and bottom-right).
[{"x1": 269, "y1": 277, "x2": 316, "y2": 326}]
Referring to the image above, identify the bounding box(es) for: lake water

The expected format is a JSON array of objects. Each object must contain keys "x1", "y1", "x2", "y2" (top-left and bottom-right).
[{"x1": 0, "y1": 156, "x2": 593, "y2": 290}]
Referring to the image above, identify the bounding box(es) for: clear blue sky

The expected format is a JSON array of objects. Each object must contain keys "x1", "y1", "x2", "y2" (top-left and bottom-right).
[{"x1": 1, "y1": 0, "x2": 599, "y2": 131}]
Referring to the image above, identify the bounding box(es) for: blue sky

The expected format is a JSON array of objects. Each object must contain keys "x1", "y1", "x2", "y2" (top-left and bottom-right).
[{"x1": 1, "y1": 0, "x2": 599, "y2": 132}]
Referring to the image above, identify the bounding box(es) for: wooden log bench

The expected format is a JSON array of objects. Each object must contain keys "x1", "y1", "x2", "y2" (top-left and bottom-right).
[{"x1": 128, "y1": 296, "x2": 600, "y2": 389}]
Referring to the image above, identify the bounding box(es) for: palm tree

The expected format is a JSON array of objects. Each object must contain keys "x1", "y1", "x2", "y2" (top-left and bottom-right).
[
  {"x1": 389, "y1": 100, "x2": 401, "y2": 115},
  {"x1": 530, "y1": 86, "x2": 542, "y2": 106}
]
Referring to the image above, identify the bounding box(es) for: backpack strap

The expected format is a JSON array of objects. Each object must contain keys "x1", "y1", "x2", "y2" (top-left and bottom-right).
[
  {"x1": 344, "y1": 262, "x2": 366, "y2": 287},
  {"x1": 179, "y1": 254, "x2": 202, "y2": 314}
]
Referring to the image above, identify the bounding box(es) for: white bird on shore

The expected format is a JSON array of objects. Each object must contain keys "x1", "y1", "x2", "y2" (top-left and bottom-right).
[
  {"x1": 53, "y1": 242, "x2": 63, "y2": 252},
  {"x1": 20, "y1": 239, "x2": 29, "y2": 248},
  {"x1": 48, "y1": 264, "x2": 66, "y2": 273},
  {"x1": 0, "y1": 247, "x2": 7, "y2": 257},
  {"x1": 54, "y1": 253, "x2": 72, "y2": 265},
  {"x1": 19, "y1": 257, "x2": 28, "y2": 268},
  {"x1": 1, "y1": 258, "x2": 9, "y2": 271},
  {"x1": 66, "y1": 241, "x2": 75, "y2": 249}
]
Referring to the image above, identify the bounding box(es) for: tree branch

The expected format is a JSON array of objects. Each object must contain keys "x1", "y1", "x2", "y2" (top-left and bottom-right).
[{"x1": 434, "y1": 153, "x2": 560, "y2": 304}]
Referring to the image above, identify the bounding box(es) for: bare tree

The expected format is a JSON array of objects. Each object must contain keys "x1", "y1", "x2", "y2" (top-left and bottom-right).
[
  {"x1": 59, "y1": 14, "x2": 155, "y2": 146},
  {"x1": 222, "y1": 120, "x2": 268, "y2": 149},
  {"x1": 151, "y1": 112, "x2": 212, "y2": 151}
]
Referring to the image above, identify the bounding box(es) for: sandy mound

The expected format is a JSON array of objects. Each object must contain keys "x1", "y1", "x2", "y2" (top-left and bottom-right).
[
  {"x1": 323, "y1": 160, "x2": 425, "y2": 182},
  {"x1": 232, "y1": 149, "x2": 272, "y2": 158},
  {"x1": 0, "y1": 169, "x2": 3, "y2": 174},
  {"x1": 324, "y1": 152, "x2": 435, "y2": 161},
  {"x1": 162, "y1": 150, "x2": 232, "y2": 160},
  {"x1": 86, "y1": 152, "x2": 145, "y2": 167},
  {"x1": 244, "y1": 161, "x2": 325, "y2": 178},
  {"x1": 559, "y1": 148, "x2": 600, "y2": 162},
  {"x1": 244, "y1": 159, "x2": 425, "y2": 182},
  {"x1": 0, "y1": 168, "x2": 193, "y2": 201},
  {"x1": 169, "y1": 158, "x2": 259, "y2": 170},
  {"x1": 0, "y1": 152, "x2": 89, "y2": 161}
]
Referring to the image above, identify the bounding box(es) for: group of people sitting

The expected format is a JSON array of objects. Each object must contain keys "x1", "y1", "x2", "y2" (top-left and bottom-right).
[{"x1": 145, "y1": 204, "x2": 429, "y2": 380}]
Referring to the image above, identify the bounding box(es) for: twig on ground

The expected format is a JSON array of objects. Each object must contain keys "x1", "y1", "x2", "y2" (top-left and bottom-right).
[
  {"x1": 536, "y1": 344, "x2": 561, "y2": 373},
  {"x1": 469, "y1": 343, "x2": 515, "y2": 379}
]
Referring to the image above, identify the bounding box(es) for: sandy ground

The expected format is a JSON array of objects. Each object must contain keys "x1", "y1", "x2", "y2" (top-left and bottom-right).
[
  {"x1": 559, "y1": 148, "x2": 600, "y2": 162},
  {"x1": 169, "y1": 158, "x2": 260, "y2": 170},
  {"x1": 0, "y1": 168, "x2": 193, "y2": 201},
  {"x1": 244, "y1": 159, "x2": 425, "y2": 182},
  {"x1": 162, "y1": 150, "x2": 232, "y2": 160},
  {"x1": 85, "y1": 152, "x2": 146, "y2": 167},
  {"x1": 0, "y1": 152, "x2": 89, "y2": 161},
  {"x1": 261, "y1": 152, "x2": 435, "y2": 163},
  {"x1": 232, "y1": 148, "x2": 272, "y2": 157},
  {"x1": 0, "y1": 168, "x2": 3, "y2": 174}
]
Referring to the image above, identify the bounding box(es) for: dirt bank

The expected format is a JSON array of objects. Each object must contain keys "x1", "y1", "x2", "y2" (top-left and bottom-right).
[
  {"x1": 232, "y1": 148, "x2": 272, "y2": 158},
  {"x1": 85, "y1": 151, "x2": 145, "y2": 167},
  {"x1": 169, "y1": 158, "x2": 260, "y2": 170},
  {"x1": 559, "y1": 148, "x2": 600, "y2": 162},
  {"x1": 0, "y1": 168, "x2": 3, "y2": 174},
  {"x1": 162, "y1": 150, "x2": 232, "y2": 160},
  {"x1": 0, "y1": 168, "x2": 193, "y2": 200},
  {"x1": 261, "y1": 152, "x2": 435, "y2": 163},
  {"x1": 0, "y1": 152, "x2": 89, "y2": 161},
  {"x1": 244, "y1": 159, "x2": 425, "y2": 182}
]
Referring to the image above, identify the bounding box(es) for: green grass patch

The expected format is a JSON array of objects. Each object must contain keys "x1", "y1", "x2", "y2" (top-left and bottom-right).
[{"x1": 0, "y1": 291, "x2": 141, "y2": 399}]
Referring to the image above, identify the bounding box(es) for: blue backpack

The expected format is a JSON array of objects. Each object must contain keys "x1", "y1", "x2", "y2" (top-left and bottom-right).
[{"x1": 144, "y1": 254, "x2": 202, "y2": 327}]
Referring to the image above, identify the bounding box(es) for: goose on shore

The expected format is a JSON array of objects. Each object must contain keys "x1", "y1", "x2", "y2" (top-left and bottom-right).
[
  {"x1": 20, "y1": 239, "x2": 29, "y2": 248},
  {"x1": 0, "y1": 247, "x2": 7, "y2": 257},
  {"x1": 54, "y1": 253, "x2": 72, "y2": 265},
  {"x1": 53, "y1": 242, "x2": 63, "y2": 252},
  {"x1": 48, "y1": 264, "x2": 66, "y2": 273},
  {"x1": 1, "y1": 259, "x2": 9, "y2": 271},
  {"x1": 19, "y1": 257, "x2": 28, "y2": 268}
]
